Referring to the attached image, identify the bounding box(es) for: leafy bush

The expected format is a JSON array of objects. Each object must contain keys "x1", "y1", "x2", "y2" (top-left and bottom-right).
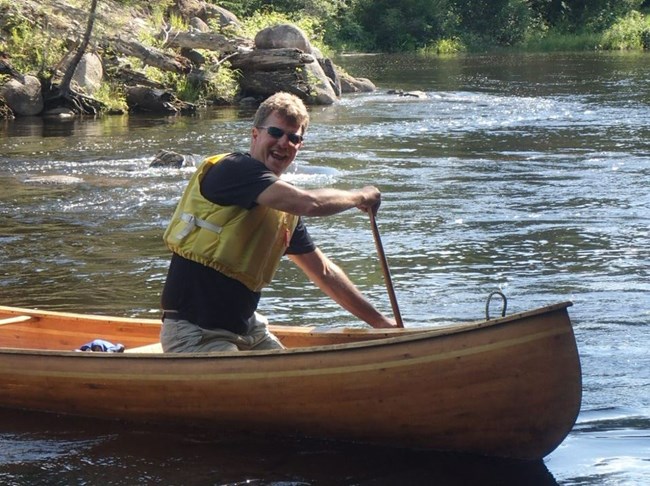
[
  {"x1": 420, "y1": 37, "x2": 466, "y2": 55},
  {"x1": 601, "y1": 10, "x2": 650, "y2": 49}
]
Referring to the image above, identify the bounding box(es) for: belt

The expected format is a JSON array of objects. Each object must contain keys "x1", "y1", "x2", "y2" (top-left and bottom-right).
[{"x1": 162, "y1": 310, "x2": 183, "y2": 320}]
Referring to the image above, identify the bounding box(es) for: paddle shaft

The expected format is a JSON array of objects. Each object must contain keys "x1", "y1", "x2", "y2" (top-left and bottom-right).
[{"x1": 369, "y1": 211, "x2": 404, "y2": 328}]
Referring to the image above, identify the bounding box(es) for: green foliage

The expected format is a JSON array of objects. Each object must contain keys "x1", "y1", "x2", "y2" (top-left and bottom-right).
[
  {"x1": 452, "y1": 0, "x2": 536, "y2": 47},
  {"x1": 194, "y1": 63, "x2": 241, "y2": 104},
  {"x1": 94, "y1": 82, "x2": 129, "y2": 113},
  {"x1": 219, "y1": 0, "x2": 346, "y2": 20},
  {"x1": 138, "y1": 60, "x2": 240, "y2": 105},
  {"x1": 343, "y1": 0, "x2": 650, "y2": 52},
  {"x1": 420, "y1": 38, "x2": 466, "y2": 55},
  {"x1": 353, "y1": 0, "x2": 456, "y2": 51},
  {"x1": 601, "y1": 10, "x2": 650, "y2": 49},
  {"x1": 529, "y1": 0, "x2": 646, "y2": 32},
  {"x1": 148, "y1": 0, "x2": 176, "y2": 29},
  {"x1": 0, "y1": 4, "x2": 67, "y2": 75}
]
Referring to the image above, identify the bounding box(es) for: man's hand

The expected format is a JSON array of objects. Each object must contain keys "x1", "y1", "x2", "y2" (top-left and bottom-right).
[{"x1": 355, "y1": 186, "x2": 381, "y2": 214}]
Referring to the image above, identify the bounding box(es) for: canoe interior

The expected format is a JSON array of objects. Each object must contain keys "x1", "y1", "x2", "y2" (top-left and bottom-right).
[{"x1": 0, "y1": 304, "x2": 435, "y2": 352}]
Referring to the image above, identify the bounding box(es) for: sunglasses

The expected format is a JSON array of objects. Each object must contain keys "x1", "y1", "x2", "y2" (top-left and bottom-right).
[{"x1": 257, "y1": 126, "x2": 304, "y2": 145}]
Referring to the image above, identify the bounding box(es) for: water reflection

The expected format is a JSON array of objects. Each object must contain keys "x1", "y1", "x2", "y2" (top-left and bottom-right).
[{"x1": 0, "y1": 409, "x2": 559, "y2": 486}]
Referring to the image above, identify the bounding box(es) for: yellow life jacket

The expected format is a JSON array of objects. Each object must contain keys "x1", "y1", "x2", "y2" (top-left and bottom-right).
[{"x1": 163, "y1": 154, "x2": 299, "y2": 292}]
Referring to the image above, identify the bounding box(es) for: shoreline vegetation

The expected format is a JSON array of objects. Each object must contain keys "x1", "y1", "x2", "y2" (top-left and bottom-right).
[{"x1": 1, "y1": 0, "x2": 649, "y2": 119}]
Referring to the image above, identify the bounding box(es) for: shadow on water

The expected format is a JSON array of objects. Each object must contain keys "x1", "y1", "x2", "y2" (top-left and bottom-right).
[{"x1": 0, "y1": 409, "x2": 559, "y2": 486}]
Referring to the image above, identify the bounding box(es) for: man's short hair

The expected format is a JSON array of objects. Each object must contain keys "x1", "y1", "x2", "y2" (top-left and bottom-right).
[{"x1": 253, "y1": 92, "x2": 309, "y2": 133}]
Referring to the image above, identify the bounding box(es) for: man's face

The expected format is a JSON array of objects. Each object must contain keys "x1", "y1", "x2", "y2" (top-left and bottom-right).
[{"x1": 250, "y1": 111, "x2": 304, "y2": 176}]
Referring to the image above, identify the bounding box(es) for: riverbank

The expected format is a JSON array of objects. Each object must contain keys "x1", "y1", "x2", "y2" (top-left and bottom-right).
[
  {"x1": 0, "y1": 0, "x2": 374, "y2": 119},
  {"x1": 2, "y1": 1, "x2": 649, "y2": 119}
]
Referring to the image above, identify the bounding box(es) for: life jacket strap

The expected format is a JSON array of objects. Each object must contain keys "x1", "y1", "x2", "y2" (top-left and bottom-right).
[{"x1": 174, "y1": 212, "x2": 223, "y2": 240}]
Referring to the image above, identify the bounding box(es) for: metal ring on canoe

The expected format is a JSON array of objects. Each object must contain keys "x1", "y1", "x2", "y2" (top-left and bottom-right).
[{"x1": 485, "y1": 291, "x2": 508, "y2": 320}]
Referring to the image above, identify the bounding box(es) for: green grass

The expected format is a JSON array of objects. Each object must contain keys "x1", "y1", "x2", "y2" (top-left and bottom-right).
[
  {"x1": 419, "y1": 38, "x2": 467, "y2": 55},
  {"x1": 520, "y1": 31, "x2": 603, "y2": 52}
]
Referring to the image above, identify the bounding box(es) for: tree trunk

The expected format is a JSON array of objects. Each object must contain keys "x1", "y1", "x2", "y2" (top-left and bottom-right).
[
  {"x1": 110, "y1": 37, "x2": 193, "y2": 74},
  {"x1": 59, "y1": 0, "x2": 98, "y2": 96}
]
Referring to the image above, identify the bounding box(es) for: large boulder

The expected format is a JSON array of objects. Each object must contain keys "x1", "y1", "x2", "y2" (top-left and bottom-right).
[
  {"x1": 340, "y1": 72, "x2": 376, "y2": 93},
  {"x1": 0, "y1": 75, "x2": 43, "y2": 116},
  {"x1": 71, "y1": 52, "x2": 104, "y2": 95},
  {"x1": 242, "y1": 24, "x2": 338, "y2": 105},
  {"x1": 255, "y1": 24, "x2": 312, "y2": 53}
]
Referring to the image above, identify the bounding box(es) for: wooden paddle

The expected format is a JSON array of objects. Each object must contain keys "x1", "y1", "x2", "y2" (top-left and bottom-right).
[{"x1": 369, "y1": 210, "x2": 404, "y2": 328}]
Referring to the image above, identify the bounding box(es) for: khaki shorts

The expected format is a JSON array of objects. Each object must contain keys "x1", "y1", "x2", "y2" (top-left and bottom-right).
[{"x1": 160, "y1": 312, "x2": 285, "y2": 353}]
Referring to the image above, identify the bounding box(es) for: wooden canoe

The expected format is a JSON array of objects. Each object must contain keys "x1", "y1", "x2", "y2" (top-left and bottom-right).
[{"x1": 0, "y1": 302, "x2": 581, "y2": 460}]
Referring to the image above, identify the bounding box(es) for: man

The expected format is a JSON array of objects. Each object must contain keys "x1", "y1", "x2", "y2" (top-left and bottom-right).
[{"x1": 160, "y1": 92, "x2": 396, "y2": 352}]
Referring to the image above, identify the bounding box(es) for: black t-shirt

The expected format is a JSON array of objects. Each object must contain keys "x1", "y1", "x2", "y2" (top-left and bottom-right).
[{"x1": 160, "y1": 153, "x2": 315, "y2": 334}]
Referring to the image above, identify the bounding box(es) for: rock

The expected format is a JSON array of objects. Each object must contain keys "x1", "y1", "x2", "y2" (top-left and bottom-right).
[
  {"x1": 71, "y1": 52, "x2": 103, "y2": 95},
  {"x1": 42, "y1": 107, "x2": 76, "y2": 118},
  {"x1": 387, "y1": 89, "x2": 428, "y2": 98},
  {"x1": 302, "y1": 62, "x2": 338, "y2": 104},
  {"x1": 318, "y1": 58, "x2": 341, "y2": 97},
  {"x1": 238, "y1": 24, "x2": 338, "y2": 105},
  {"x1": 126, "y1": 87, "x2": 196, "y2": 114},
  {"x1": 174, "y1": 0, "x2": 241, "y2": 29},
  {"x1": 1, "y1": 2, "x2": 378, "y2": 115},
  {"x1": 189, "y1": 17, "x2": 210, "y2": 33},
  {"x1": 340, "y1": 73, "x2": 376, "y2": 93},
  {"x1": 207, "y1": 5, "x2": 241, "y2": 29},
  {"x1": 0, "y1": 75, "x2": 43, "y2": 116},
  {"x1": 238, "y1": 96, "x2": 259, "y2": 106},
  {"x1": 149, "y1": 150, "x2": 190, "y2": 168},
  {"x1": 180, "y1": 47, "x2": 207, "y2": 66},
  {"x1": 255, "y1": 24, "x2": 312, "y2": 53}
]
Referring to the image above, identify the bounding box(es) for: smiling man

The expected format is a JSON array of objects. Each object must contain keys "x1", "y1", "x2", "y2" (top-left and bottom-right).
[{"x1": 160, "y1": 92, "x2": 396, "y2": 353}]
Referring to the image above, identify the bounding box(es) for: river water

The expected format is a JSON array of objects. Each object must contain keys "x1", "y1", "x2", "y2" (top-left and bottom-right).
[{"x1": 1, "y1": 52, "x2": 649, "y2": 484}]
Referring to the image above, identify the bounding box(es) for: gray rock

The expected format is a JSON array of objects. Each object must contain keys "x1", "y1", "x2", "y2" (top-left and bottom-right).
[
  {"x1": 255, "y1": 24, "x2": 312, "y2": 53},
  {"x1": 150, "y1": 150, "x2": 185, "y2": 168},
  {"x1": 71, "y1": 52, "x2": 103, "y2": 95},
  {"x1": 0, "y1": 75, "x2": 43, "y2": 116}
]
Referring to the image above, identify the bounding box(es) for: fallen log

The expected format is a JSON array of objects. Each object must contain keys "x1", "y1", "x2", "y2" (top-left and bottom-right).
[
  {"x1": 229, "y1": 48, "x2": 314, "y2": 71},
  {"x1": 163, "y1": 30, "x2": 252, "y2": 54},
  {"x1": 109, "y1": 37, "x2": 192, "y2": 74}
]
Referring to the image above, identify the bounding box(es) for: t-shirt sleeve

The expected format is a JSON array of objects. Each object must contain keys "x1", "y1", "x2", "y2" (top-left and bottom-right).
[
  {"x1": 200, "y1": 153, "x2": 277, "y2": 209},
  {"x1": 286, "y1": 218, "x2": 316, "y2": 255}
]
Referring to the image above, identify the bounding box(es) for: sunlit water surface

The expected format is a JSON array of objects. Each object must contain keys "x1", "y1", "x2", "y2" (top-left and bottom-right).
[{"x1": 1, "y1": 52, "x2": 649, "y2": 485}]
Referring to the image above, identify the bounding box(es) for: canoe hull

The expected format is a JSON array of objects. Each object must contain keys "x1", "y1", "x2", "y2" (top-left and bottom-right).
[{"x1": 0, "y1": 302, "x2": 581, "y2": 460}]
